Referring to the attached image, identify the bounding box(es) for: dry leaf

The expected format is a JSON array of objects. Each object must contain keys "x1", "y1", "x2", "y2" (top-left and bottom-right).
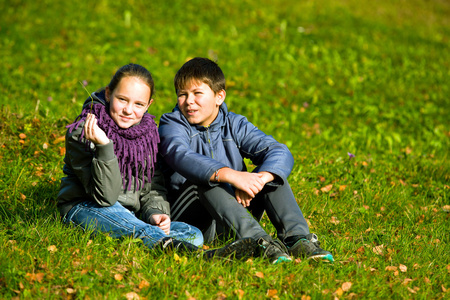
[
  {"x1": 235, "y1": 289, "x2": 244, "y2": 299},
  {"x1": 267, "y1": 289, "x2": 278, "y2": 297},
  {"x1": 66, "y1": 288, "x2": 76, "y2": 294},
  {"x1": 402, "y1": 278, "x2": 413, "y2": 285},
  {"x1": 372, "y1": 245, "x2": 385, "y2": 255},
  {"x1": 442, "y1": 285, "x2": 447, "y2": 293},
  {"x1": 114, "y1": 274, "x2": 123, "y2": 281},
  {"x1": 125, "y1": 292, "x2": 140, "y2": 300},
  {"x1": 138, "y1": 280, "x2": 149, "y2": 289},
  {"x1": 53, "y1": 136, "x2": 65, "y2": 144},
  {"x1": 19, "y1": 133, "x2": 27, "y2": 139},
  {"x1": 442, "y1": 205, "x2": 450, "y2": 212},
  {"x1": 342, "y1": 282, "x2": 352, "y2": 292},
  {"x1": 385, "y1": 266, "x2": 398, "y2": 272},
  {"x1": 255, "y1": 271, "x2": 264, "y2": 278},
  {"x1": 321, "y1": 184, "x2": 333, "y2": 193},
  {"x1": 334, "y1": 287, "x2": 344, "y2": 296},
  {"x1": 301, "y1": 295, "x2": 311, "y2": 300},
  {"x1": 339, "y1": 185, "x2": 347, "y2": 191},
  {"x1": 20, "y1": 193, "x2": 26, "y2": 201},
  {"x1": 43, "y1": 142, "x2": 49, "y2": 149},
  {"x1": 47, "y1": 245, "x2": 57, "y2": 253},
  {"x1": 399, "y1": 264, "x2": 407, "y2": 272},
  {"x1": 330, "y1": 216, "x2": 340, "y2": 225}
]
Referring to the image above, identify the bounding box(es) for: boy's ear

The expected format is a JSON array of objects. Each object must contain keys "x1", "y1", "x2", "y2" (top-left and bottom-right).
[{"x1": 215, "y1": 89, "x2": 226, "y2": 106}]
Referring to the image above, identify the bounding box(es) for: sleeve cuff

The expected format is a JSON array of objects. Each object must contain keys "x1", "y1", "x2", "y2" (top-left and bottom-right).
[{"x1": 95, "y1": 140, "x2": 115, "y2": 160}]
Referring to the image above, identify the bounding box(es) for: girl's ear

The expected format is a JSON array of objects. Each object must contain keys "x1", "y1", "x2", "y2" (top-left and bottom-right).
[
  {"x1": 147, "y1": 98, "x2": 154, "y2": 108},
  {"x1": 215, "y1": 89, "x2": 226, "y2": 106},
  {"x1": 105, "y1": 86, "x2": 111, "y2": 102}
]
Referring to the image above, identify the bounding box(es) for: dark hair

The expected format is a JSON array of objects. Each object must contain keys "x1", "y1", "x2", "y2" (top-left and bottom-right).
[
  {"x1": 174, "y1": 57, "x2": 226, "y2": 94},
  {"x1": 108, "y1": 63, "x2": 154, "y2": 100}
]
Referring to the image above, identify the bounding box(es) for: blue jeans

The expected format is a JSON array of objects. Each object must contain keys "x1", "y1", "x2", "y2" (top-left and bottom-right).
[{"x1": 63, "y1": 201, "x2": 204, "y2": 249}]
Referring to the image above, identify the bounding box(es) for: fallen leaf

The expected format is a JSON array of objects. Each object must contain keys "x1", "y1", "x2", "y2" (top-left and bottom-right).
[
  {"x1": 342, "y1": 282, "x2": 352, "y2": 292},
  {"x1": 66, "y1": 288, "x2": 76, "y2": 294},
  {"x1": 301, "y1": 295, "x2": 311, "y2": 300},
  {"x1": 339, "y1": 185, "x2": 347, "y2": 191},
  {"x1": 399, "y1": 264, "x2": 407, "y2": 273},
  {"x1": 255, "y1": 271, "x2": 264, "y2": 279},
  {"x1": 373, "y1": 245, "x2": 385, "y2": 256},
  {"x1": 114, "y1": 274, "x2": 123, "y2": 281},
  {"x1": 139, "y1": 280, "x2": 150, "y2": 290},
  {"x1": 330, "y1": 216, "x2": 340, "y2": 225},
  {"x1": 20, "y1": 194, "x2": 26, "y2": 201},
  {"x1": 53, "y1": 136, "x2": 65, "y2": 144},
  {"x1": 442, "y1": 285, "x2": 447, "y2": 293},
  {"x1": 402, "y1": 278, "x2": 413, "y2": 285},
  {"x1": 385, "y1": 266, "x2": 398, "y2": 272},
  {"x1": 267, "y1": 289, "x2": 278, "y2": 297},
  {"x1": 47, "y1": 245, "x2": 57, "y2": 253},
  {"x1": 321, "y1": 184, "x2": 333, "y2": 193},
  {"x1": 235, "y1": 289, "x2": 244, "y2": 299},
  {"x1": 125, "y1": 292, "x2": 140, "y2": 300},
  {"x1": 43, "y1": 142, "x2": 49, "y2": 149},
  {"x1": 19, "y1": 133, "x2": 27, "y2": 139},
  {"x1": 442, "y1": 205, "x2": 450, "y2": 212},
  {"x1": 334, "y1": 287, "x2": 344, "y2": 296}
]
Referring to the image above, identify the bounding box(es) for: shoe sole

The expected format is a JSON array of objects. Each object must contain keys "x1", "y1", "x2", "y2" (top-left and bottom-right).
[
  {"x1": 309, "y1": 253, "x2": 334, "y2": 263},
  {"x1": 273, "y1": 256, "x2": 292, "y2": 265},
  {"x1": 204, "y1": 238, "x2": 258, "y2": 260}
]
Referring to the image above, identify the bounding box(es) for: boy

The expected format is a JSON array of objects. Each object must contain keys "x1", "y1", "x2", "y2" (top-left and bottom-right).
[{"x1": 158, "y1": 57, "x2": 333, "y2": 264}]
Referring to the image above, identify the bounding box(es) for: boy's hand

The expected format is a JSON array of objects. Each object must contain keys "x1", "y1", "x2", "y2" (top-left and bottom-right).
[
  {"x1": 150, "y1": 214, "x2": 171, "y2": 235},
  {"x1": 235, "y1": 189, "x2": 253, "y2": 207},
  {"x1": 84, "y1": 113, "x2": 110, "y2": 145}
]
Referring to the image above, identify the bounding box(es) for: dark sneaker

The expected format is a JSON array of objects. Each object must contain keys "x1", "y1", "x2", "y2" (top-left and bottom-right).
[
  {"x1": 157, "y1": 237, "x2": 200, "y2": 252},
  {"x1": 257, "y1": 238, "x2": 292, "y2": 264},
  {"x1": 287, "y1": 233, "x2": 334, "y2": 262},
  {"x1": 202, "y1": 237, "x2": 258, "y2": 260}
]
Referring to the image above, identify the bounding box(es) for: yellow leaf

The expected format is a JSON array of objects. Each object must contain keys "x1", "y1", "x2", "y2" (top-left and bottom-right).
[
  {"x1": 372, "y1": 245, "x2": 385, "y2": 255},
  {"x1": 339, "y1": 185, "x2": 347, "y2": 191},
  {"x1": 399, "y1": 264, "x2": 407, "y2": 273},
  {"x1": 125, "y1": 292, "x2": 140, "y2": 300},
  {"x1": 138, "y1": 280, "x2": 150, "y2": 289},
  {"x1": 267, "y1": 289, "x2": 278, "y2": 297},
  {"x1": 235, "y1": 289, "x2": 245, "y2": 299},
  {"x1": 334, "y1": 287, "x2": 344, "y2": 296},
  {"x1": 342, "y1": 282, "x2": 352, "y2": 292},
  {"x1": 255, "y1": 271, "x2": 264, "y2": 278},
  {"x1": 114, "y1": 274, "x2": 123, "y2": 281},
  {"x1": 321, "y1": 184, "x2": 333, "y2": 193},
  {"x1": 52, "y1": 136, "x2": 65, "y2": 144},
  {"x1": 47, "y1": 245, "x2": 57, "y2": 252}
]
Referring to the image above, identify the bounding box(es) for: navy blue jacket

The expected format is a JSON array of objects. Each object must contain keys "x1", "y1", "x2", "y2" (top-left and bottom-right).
[{"x1": 158, "y1": 103, "x2": 294, "y2": 198}]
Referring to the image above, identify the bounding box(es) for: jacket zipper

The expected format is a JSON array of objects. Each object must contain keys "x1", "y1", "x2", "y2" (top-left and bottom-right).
[{"x1": 206, "y1": 126, "x2": 214, "y2": 158}]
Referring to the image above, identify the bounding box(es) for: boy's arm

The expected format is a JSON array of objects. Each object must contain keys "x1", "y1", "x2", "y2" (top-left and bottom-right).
[
  {"x1": 230, "y1": 113, "x2": 294, "y2": 185},
  {"x1": 158, "y1": 114, "x2": 226, "y2": 185}
]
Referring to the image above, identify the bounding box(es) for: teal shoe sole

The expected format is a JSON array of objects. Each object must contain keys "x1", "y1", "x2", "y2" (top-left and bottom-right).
[{"x1": 273, "y1": 256, "x2": 293, "y2": 264}]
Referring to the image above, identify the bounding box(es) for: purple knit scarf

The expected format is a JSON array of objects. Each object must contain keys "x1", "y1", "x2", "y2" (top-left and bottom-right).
[{"x1": 66, "y1": 103, "x2": 159, "y2": 191}]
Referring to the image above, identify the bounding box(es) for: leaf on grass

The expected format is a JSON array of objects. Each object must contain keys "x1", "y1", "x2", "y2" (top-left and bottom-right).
[
  {"x1": 399, "y1": 264, "x2": 407, "y2": 272},
  {"x1": 402, "y1": 278, "x2": 413, "y2": 285},
  {"x1": 138, "y1": 280, "x2": 150, "y2": 289},
  {"x1": 442, "y1": 285, "x2": 448, "y2": 293},
  {"x1": 342, "y1": 282, "x2": 352, "y2": 292},
  {"x1": 66, "y1": 288, "x2": 76, "y2": 294},
  {"x1": 26, "y1": 272, "x2": 45, "y2": 283},
  {"x1": 442, "y1": 205, "x2": 450, "y2": 212},
  {"x1": 339, "y1": 185, "x2": 347, "y2": 191},
  {"x1": 255, "y1": 271, "x2": 264, "y2": 278},
  {"x1": 334, "y1": 287, "x2": 344, "y2": 296},
  {"x1": 385, "y1": 266, "x2": 398, "y2": 272},
  {"x1": 47, "y1": 245, "x2": 57, "y2": 253},
  {"x1": 114, "y1": 274, "x2": 123, "y2": 281},
  {"x1": 330, "y1": 216, "x2": 340, "y2": 225},
  {"x1": 235, "y1": 289, "x2": 245, "y2": 299},
  {"x1": 267, "y1": 289, "x2": 278, "y2": 297},
  {"x1": 125, "y1": 292, "x2": 140, "y2": 300},
  {"x1": 53, "y1": 136, "x2": 65, "y2": 144},
  {"x1": 20, "y1": 193, "x2": 26, "y2": 201},
  {"x1": 301, "y1": 295, "x2": 311, "y2": 300},
  {"x1": 424, "y1": 277, "x2": 431, "y2": 284},
  {"x1": 19, "y1": 133, "x2": 27, "y2": 139},
  {"x1": 372, "y1": 245, "x2": 385, "y2": 256},
  {"x1": 59, "y1": 147, "x2": 66, "y2": 156},
  {"x1": 321, "y1": 184, "x2": 333, "y2": 193}
]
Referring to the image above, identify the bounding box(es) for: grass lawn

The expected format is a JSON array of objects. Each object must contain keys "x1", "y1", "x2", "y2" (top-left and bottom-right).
[{"x1": 1, "y1": 0, "x2": 449, "y2": 299}]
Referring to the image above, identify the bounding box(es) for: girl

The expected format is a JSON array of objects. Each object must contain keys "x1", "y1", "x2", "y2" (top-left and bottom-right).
[{"x1": 57, "y1": 63, "x2": 256, "y2": 258}]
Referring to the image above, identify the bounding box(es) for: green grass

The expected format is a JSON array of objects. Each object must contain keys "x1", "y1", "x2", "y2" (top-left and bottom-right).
[{"x1": 1, "y1": 0, "x2": 449, "y2": 298}]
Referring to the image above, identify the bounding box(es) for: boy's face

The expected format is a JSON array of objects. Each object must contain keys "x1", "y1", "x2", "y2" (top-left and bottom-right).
[{"x1": 177, "y1": 80, "x2": 225, "y2": 127}]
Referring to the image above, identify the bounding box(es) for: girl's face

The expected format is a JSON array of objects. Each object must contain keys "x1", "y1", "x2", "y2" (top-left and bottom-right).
[{"x1": 106, "y1": 76, "x2": 153, "y2": 129}]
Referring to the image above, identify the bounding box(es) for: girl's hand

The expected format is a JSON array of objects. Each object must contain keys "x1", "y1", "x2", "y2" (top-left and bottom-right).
[
  {"x1": 235, "y1": 189, "x2": 253, "y2": 207},
  {"x1": 150, "y1": 214, "x2": 171, "y2": 235},
  {"x1": 84, "y1": 113, "x2": 110, "y2": 145}
]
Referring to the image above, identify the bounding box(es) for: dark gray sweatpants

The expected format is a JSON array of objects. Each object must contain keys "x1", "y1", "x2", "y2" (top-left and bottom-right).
[{"x1": 169, "y1": 181, "x2": 310, "y2": 243}]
